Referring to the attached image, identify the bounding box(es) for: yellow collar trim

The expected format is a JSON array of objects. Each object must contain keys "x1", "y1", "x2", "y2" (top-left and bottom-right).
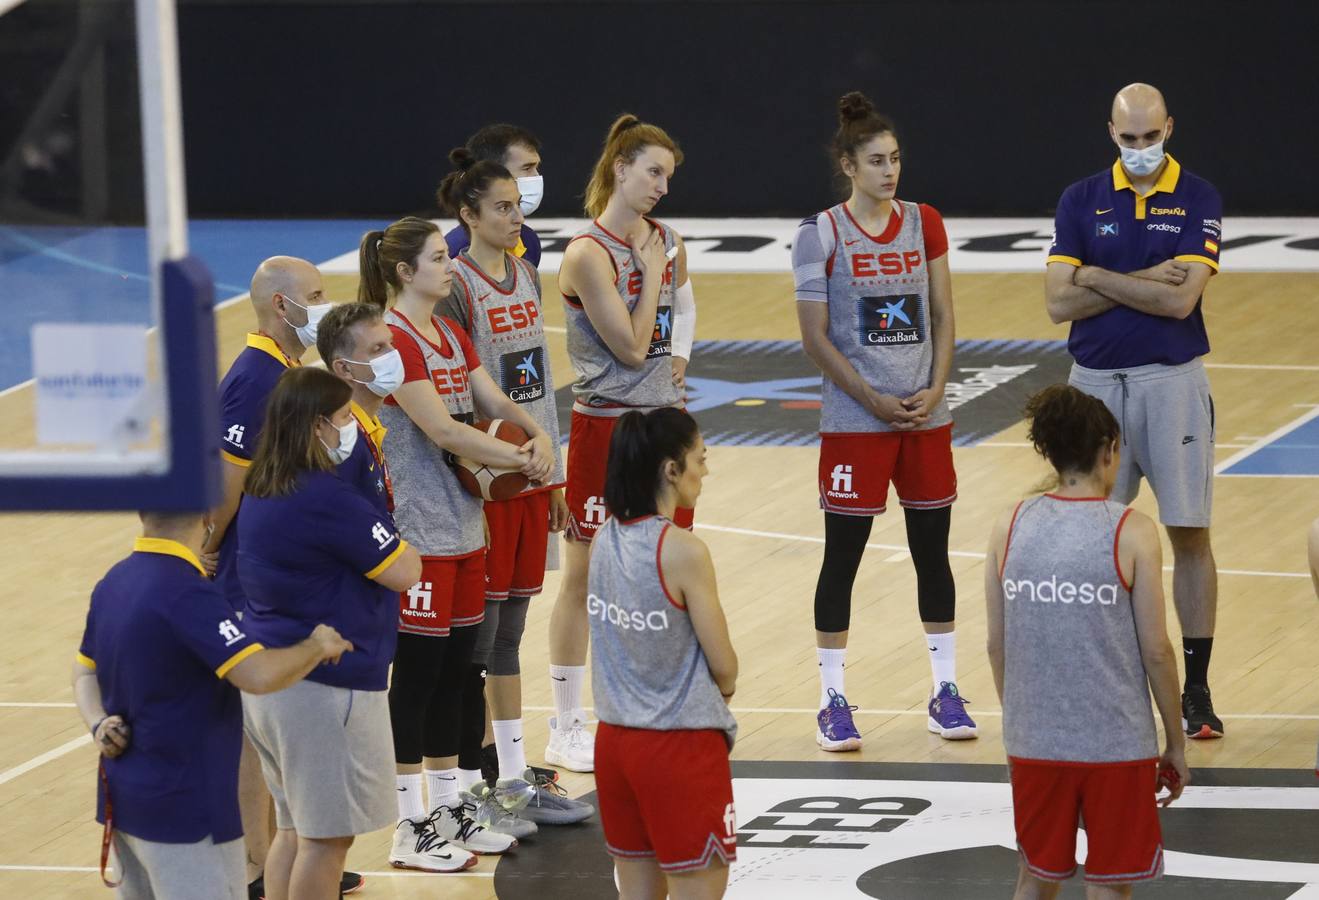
[
  {"x1": 1111, "y1": 154, "x2": 1182, "y2": 198},
  {"x1": 350, "y1": 400, "x2": 387, "y2": 449},
  {"x1": 246, "y1": 333, "x2": 297, "y2": 368},
  {"x1": 132, "y1": 537, "x2": 206, "y2": 577}
]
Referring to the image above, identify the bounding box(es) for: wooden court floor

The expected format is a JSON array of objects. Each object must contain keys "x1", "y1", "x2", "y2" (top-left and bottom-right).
[{"x1": 0, "y1": 269, "x2": 1316, "y2": 898}]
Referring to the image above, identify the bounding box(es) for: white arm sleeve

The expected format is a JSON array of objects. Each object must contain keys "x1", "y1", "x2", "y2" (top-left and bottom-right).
[
  {"x1": 792, "y1": 214, "x2": 833, "y2": 302},
  {"x1": 671, "y1": 279, "x2": 696, "y2": 360}
]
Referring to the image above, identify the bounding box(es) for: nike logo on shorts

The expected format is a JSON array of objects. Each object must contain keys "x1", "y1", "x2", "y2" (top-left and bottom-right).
[
  {"x1": 1096, "y1": 208, "x2": 1114, "y2": 214},
  {"x1": 1182, "y1": 435, "x2": 1197, "y2": 444},
  {"x1": 552, "y1": 676, "x2": 567, "y2": 682},
  {"x1": 513, "y1": 737, "x2": 522, "y2": 743}
]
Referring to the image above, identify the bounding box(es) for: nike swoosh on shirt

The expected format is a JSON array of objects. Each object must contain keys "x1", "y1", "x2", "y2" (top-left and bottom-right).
[
  {"x1": 551, "y1": 676, "x2": 567, "y2": 682},
  {"x1": 513, "y1": 737, "x2": 522, "y2": 743},
  {"x1": 844, "y1": 239, "x2": 860, "y2": 246},
  {"x1": 1095, "y1": 208, "x2": 1114, "y2": 214}
]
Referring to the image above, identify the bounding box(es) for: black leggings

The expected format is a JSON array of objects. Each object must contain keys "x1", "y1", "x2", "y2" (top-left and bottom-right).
[
  {"x1": 389, "y1": 626, "x2": 479, "y2": 764},
  {"x1": 813, "y1": 507, "x2": 955, "y2": 632}
]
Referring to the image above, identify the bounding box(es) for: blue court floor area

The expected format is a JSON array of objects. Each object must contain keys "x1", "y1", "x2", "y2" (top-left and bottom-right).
[
  {"x1": 1220, "y1": 410, "x2": 1319, "y2": 476},
  {"x1": 0, "y1": 219, "x2": 387, "y2": 392}
]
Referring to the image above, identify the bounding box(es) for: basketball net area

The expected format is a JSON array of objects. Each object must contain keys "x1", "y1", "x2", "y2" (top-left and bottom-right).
[{"x1": 0, "y1": 0, "x2": 216, "y2": 512}]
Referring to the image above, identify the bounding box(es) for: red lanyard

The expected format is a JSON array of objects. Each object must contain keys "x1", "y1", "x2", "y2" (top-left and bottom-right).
[
  {"x1": 98, "y1": 761, "x2": 121, "y2": 888},
  {"x1": 357, "y1": 422, "x2": 394, "y2": 512}
]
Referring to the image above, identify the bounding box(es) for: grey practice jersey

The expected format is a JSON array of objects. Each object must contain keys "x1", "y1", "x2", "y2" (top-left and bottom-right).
[
  {"x1": 588, "y1": 515, "x2": 737, "y2": 748},
  {"x1": 1000, "y1": 495, "x2": 1158, "y2": 763},
  {"x1": 563, "y1": 218, "x2": 681, "y2": 413},
  {"x1": 445, "y1": 251, "x2": 564, "y2": 488},
  {"x1": 378, "y1": 311, "x2": 484, "y2": 559},
  {"x1": 793, "y1": 200, "x2": 952, "y2": 433}
]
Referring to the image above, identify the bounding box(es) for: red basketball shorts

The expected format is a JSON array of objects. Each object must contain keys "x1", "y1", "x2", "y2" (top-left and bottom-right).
[
  {"x1": 398, "y1": 551, "x2": 486, "y2": 637},
  {"x1": 1010, "y1": 757, "x2": 1164, "y2": 885},
  {"x1": 596, "y1": 724, "x2": 737, "y2": 872},
  {"x1": 818, "y1": 423, "x2": 957, "y2": 516},
  {"x1": 565, "y1": 411, "x2": 694, "y2": 542},
  {"x1": 484, "y1": 491, "x2": 550, "y2": 602}
]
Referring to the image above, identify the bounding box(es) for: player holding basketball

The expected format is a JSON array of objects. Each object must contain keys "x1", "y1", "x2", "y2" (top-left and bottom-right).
[
  {"x1": 444, "y1": 124, "x2": 545, "y2": 267},
  {"x1": 358, "y1": 217, "x2": 560, "y2": 866},
  {"x1": 590, "y1": 408, "x2": 738, "y2": 899},
  {"x1": 986, "y1": 385, "x2": 1188, "y2": 897},
  {"x1": 548, "y1": 113, "x2": 696, "y2": 771},
  {"x1": 437, "y1": 155, "x2": 594, "y2": 828},
  {"x1": 792, "y1": 91, "x2": 971, "y2": 750},
  {"x1": 1046, "y1": 83, "x2": 1223, "y2": 739}
]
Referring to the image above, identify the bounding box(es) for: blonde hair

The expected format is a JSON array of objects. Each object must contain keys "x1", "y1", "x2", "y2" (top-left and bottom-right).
[{"x1": 583, "y1": 114, "x2": 683, "y2": 218}]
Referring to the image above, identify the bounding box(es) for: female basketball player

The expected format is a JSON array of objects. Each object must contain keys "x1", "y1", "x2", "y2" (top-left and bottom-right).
[
  {"x1": 792, "y1": 91, "x2": 971, "y2": 750},
  {"x1": 590, "y1": 407, "x2": 738, "y2": 899},
  {"x1": 443, "y1": 123, "x2": 545, "y2": 267},
  {"x1": 986, "y1": 385, "x2": 1188, "y2": 897},
  {"x1": 436, "y1": 154, "x2": 593, "y2": 827},
  {"x1": 547, "y1": 113, "x2": 696, "y2": 772},
  {"x1": 358, "y1": 217, "x2": 555, "y2": 866}
]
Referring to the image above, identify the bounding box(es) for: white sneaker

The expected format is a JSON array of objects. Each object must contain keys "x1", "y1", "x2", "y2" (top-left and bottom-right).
[
  {"x1": 544, "y1": 711, "x2": 594, "y2": 773},
  {"x1": 432, "y1": 800, "x2": 518, "y2": 854},
  {"x1": 388, "y1": 814, "x2": 477, "y2": 872}
]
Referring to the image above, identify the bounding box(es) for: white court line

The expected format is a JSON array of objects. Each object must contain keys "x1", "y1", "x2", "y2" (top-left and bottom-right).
[
  {"x1": 693, "y1": 522, "x2": 1309, "y2": 579},
  {"x1": 1214, "y1": 405, "x2": 1319, "y2": 475},
  {"x1": 980, "y1": 441, "x2": 1250, "y2": 450},
  {"x1": 0, "y1": 735, "x2": 90, "y2": 787},
  {"x1": 0, "y1": 702, "x2": 75, "y2": 708},
  {"x1": 0, "y1": 864, "x2": 493, "y2": 878},
  {"x1": 520, "y1": 705, "x2": 1319, "y2": 721},
  {"x1": 1205, "y1": 363, "x2": 1319, "y2": 372}
]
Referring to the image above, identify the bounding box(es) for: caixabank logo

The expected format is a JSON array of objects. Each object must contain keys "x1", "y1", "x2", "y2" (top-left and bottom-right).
[
  {"x1": 556, "y1": 339, "x2": 1074, "y2": 447},
  {"x1": 858, "y1": 295, "x2": 923, "y2": 346},
  {"x1": 501, "y1": 347, "x2": 546, "y2": 404},
  {"x1": 647, "y1": 305, "x2": 673, "y2": 358},
  {"x1": 491, "y1": 762, "x2": 1319, "y2": 899}
]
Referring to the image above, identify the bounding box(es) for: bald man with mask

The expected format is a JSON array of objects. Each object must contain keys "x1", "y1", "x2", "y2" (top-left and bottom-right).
[
  {"x1": 1045, "y1": 83, "x2": 1225, "y2": 742},
  {"x1": 200, "y1": 257, "x2": 365, "y2": 898}
]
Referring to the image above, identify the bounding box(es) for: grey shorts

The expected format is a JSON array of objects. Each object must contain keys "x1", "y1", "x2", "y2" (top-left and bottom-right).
[
  {"x1": 113, "y1": 833, "x2": 244, "y2": 900},
  {"x1": 1069, "y1": 358, "x2": 1214, "y2": 527},
  {"x1": 243, "y1": 679, "x2": 395, "y2": 838}
]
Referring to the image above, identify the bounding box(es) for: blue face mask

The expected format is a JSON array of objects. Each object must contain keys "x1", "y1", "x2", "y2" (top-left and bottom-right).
[{"x1": 1118, "y1": 125, "x2": 1168, "y2": 177}]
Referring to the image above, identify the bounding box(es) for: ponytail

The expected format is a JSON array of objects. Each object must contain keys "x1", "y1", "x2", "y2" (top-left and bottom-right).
[
  {"x1": 357, "y1": 230, "x2": 389, "y2": 309},
  {"x1": 583, "y1": 113, "x2": 683, "y2": 218},
  {"x1": 604, "y1": 408, "x2": 700, "y2": 520},
  {"x1": 356, "y1": 217, "x2": 440, "y2": 309}
]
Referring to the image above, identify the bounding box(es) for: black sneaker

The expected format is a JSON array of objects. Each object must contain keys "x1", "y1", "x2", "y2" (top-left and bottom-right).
[
  {"x1": 480, "y1": 742, "x2": 558, "y2": 787},
  {"x1": 1182, "y1": 684, "x2": 1224, "y2": 739},
  {"x1": 248, "y1": 871, "x2": 364, "y2": 899}
]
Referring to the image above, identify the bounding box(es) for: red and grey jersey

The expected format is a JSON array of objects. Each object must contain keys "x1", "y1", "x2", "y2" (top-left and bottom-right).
[
  {"x1": 793, "y1": 200, "x2": 952, "y2": 434},
  {"x1": 444, "y1": 251, "x2": 564, "y2": 489},
  {"x1": 563, "y1": 218, "x2": 681, "y2": 415}
]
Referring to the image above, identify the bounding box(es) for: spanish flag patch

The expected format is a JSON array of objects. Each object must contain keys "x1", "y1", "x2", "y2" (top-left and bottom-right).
[{"x1": 1204, "y1": 239, "x2": 1219, "y2": 254}]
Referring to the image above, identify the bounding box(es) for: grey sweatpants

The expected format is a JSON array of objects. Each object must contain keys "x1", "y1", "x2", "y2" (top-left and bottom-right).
[{"x1": 113, "y1": 833, "x2": 244, "y2": 900}]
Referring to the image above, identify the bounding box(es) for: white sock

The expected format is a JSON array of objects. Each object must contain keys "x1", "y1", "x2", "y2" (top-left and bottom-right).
[
  {"x1": 492, "y1": 718, "x2": 528, "y2": 781},
  {"x1": 425, "y1": 768, "x2": 459, "y2": 811},
  {"x1": 550, "y1": 665, "x2": 585, "y2": 726},
  {"x1": 817, "y1": 648, "x2": 847, "y2": 707},
  {"x1": 928, "y1": 631, "x2": 956, "y2": 691},
  {"x1": 396, "y1": 772, "x2": 425, "y2": 822},
  {"x1": 457, "y1": 768, "x2": 484, "y2": 793}
]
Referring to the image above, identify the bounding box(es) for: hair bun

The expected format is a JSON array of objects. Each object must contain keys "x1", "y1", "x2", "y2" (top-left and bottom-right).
[
  {"x1": 448, "y1": 146, "x2": 476, "y2": 170},
  {"x1": 837, "y1": 91, "x2": 877, "y2": 124}
]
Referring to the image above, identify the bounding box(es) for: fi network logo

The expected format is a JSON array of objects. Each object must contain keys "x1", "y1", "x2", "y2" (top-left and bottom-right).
[
  {"x1": 831, "y1": 464, "x2": 854, "y2": 493},
  {"x1": 584, "y1": 496, "x2": 607, "y2": 524}
]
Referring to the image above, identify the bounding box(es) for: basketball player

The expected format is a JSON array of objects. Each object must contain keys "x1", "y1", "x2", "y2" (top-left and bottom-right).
[
  {"x1": 986, "y1": 385, "x2": 1189, "y2": 897},
  {"x1": 199, "y1": 256, "x2": 365, "y2": 898},
  {"x1": 1046, "y1": 83, "x2": 1223, "y2": 738},
  {"x1": 358, "y1": 217, "x2": 561, "y2": 865},
  {"x1": 73, "y1": 509, "x2": 352, "y2": 900},
  {"x1": 792, "y1": 92, "x2": 971, "y2": 750},
  {"x1": 437, "y1": 155, "x2": 593, "y2": 827},
  {"x1": 444, "y1": 124, "x2": 545, "y2": 267},
  {"x1": 590, "y1": 408, "x2": 738, "y2": 899},
  {"x1": 549, "y1": 113, "x2": 696, "y2": 772}
]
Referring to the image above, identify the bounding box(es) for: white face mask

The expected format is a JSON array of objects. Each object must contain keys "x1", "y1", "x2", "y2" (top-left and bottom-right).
[
  {"x1": 1117, "y1": 126, "x2": 1168, "y2": 177},
  {"x1": 320, "y1": 418, "x2": 358, "y2": 464},
  {"x1": 346, "y1": 348, "x2": 404, "y2": 398},
  {"x1": 516, "y1": 175, "x2": 544, "y2": 216},
  {"x1": 283, "y1": 296, "x2": 333, "y2": 348}
]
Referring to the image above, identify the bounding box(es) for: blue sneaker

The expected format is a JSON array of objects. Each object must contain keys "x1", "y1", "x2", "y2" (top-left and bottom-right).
[
  {"x1": 816, "y1": 688, "x2": 862, "y2": 751},
  {"x1": 928, "y1": 682, "x2": 978, "y2": 740}
]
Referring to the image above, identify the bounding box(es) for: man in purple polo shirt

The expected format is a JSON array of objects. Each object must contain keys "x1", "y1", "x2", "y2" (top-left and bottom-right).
[
  {"x1": 73, "y1": 510, "x2": 352, "y2": 899},
  {"x1": 1045, "y1": 82, "x2": 1224, "y2": 739}
]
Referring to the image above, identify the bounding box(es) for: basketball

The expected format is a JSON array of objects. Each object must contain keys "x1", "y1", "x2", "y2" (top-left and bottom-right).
[{"x1": 453, "y1": 419, "x2": 531, "y2": 501}]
